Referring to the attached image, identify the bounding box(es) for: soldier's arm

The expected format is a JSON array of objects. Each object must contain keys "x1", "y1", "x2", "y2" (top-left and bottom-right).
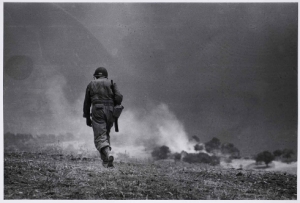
[
  {"x1": 113, "y1": 83, "x2": 123, "y2": 105},
  {"x1": 83, "y1": 84, "x2": 92, "y2": 118}
]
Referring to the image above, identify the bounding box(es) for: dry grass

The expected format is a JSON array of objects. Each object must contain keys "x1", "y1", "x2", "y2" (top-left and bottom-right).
[{"x1": 4, "y1": 151, "x2": 297, "y2": 200}]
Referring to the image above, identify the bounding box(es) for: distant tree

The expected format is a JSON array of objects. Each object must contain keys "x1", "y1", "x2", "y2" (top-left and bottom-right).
[
  {"x1": 221, "y1": 143, "x2": 240, "y2": 159},
  {"x1": 151, "y1": 145, "x2": 171, "y2": 160},
  {"x1": 273, "y1": 149, "x2": 283, "y2": 157},
  {"x1": 282, "y1": 149, "x2": 294, "y2": 159},
  {"x1": 255, "y1": 151, "x2": 274, "y2": 167},
  {"x1": 194, "y1": 144, "x2": 204, "y2": 151},
  {"x1": 280, "y1": 149, "x2": 295, "y2": 163},
  {"x1": 205, "y1": 137, "x2": 221, "y2": 153}
]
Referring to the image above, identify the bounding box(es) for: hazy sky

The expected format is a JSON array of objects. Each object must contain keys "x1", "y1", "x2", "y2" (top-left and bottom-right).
[{"x1": 4, "y1": 3, "x2": 297, "y2": 156}]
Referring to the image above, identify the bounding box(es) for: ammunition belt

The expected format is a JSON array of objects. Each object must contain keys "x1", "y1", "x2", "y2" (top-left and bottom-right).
[{"x1": 92, "y1": 100, "x2": 114, "y2": 106}]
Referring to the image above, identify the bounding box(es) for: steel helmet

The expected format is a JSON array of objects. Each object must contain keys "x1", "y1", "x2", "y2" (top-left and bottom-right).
[{"x1": 93, "y1": 67, "x2": 108, "y2": 78}]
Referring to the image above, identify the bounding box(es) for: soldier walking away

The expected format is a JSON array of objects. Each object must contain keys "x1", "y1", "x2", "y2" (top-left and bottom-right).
[{"x1": 83, "y1": 67, "x2": 123, "y2": 168}]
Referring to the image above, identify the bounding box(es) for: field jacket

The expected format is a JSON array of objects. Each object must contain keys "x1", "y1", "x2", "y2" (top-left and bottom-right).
[{"x1": 83, "y1": 77, "x2": 123, "y2": 118}]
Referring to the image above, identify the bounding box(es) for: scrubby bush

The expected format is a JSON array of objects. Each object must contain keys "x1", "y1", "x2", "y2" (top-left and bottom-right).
[
  {"x1": 273, "y1": 149, "x2": 283, "y2": 157},
  {"x1": 183, "y1": 153, "x2": 220, "y2": 165},
  {"x1": 255, "y1": 151, "x2": 274, "y2": 167},
  {"x1": 282, "y1": 149, "x2": 295, "y2": 163},
  {"x1": 282, "y1": 149, "x2": 294, "y2": 159},
  {"x1": 194, "y1": 144, "x2": 204, "y2": 151},
  {"x1": 272, "y1": 149, "x2": 295, "y2": 163},
  {"x1": 151, "y1": 145, "x2": 171, "y2": 160},
  {"x1": 221, "y1": 143, "x2": 240, "y2": 159},
  {"x1": 174, "y1": 152, "x2": 181, "y2": 161},
  {"x1": 205, "y1": 137, "x2": 221, "y2": 154}
]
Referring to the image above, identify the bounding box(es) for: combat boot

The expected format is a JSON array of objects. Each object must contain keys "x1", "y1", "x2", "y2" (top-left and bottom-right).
[
  {"x1": 102, "y1": 161, "x2": 108, "y2": 168},
  {"x1": 102, "y1": 146, "x2": 114, "y2": 168},
  {"x1": 100, "y1": 152, "x2": 109, "y2": 168}
]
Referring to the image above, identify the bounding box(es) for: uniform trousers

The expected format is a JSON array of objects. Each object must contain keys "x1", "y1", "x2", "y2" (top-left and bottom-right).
[{"x1": 91, "y1": 103, "x2": 114, "y2": 162}]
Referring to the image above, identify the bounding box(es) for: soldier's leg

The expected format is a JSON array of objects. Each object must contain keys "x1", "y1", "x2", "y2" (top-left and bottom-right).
[
  {"x1": 92, "y1": 104, "x2": 112, "y2": 167},
  {"x1": 92, "y1": 119, "x2": 110, "y2": 167},
  {"x1": 105, "y1": 107, "x2": 115, "y2": 168}
]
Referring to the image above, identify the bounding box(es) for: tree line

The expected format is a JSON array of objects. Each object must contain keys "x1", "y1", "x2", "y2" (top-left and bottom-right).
[
  {"x1": 151, "y1": 136, "x2": 296, "y2": 166},
  {"x1": 255, "y1": 149, "x2": 295, "y2": 166},
  {"x1": 151, "y1": 137, "x2": 241, "y2": 165}
]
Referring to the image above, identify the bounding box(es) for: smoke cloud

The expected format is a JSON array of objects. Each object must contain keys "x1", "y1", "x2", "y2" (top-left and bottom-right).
[
  {"x1": 27, "y1": 74, "x2": 197, "y2": 159},
  {"x1": 111, "y1": 103, "x2": 197, "y2": 158}
]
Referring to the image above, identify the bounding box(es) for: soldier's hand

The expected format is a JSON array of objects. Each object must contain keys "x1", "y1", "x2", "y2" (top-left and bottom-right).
[{"x1": 86, "y1": 117, "x2": 92, "y2": 127}]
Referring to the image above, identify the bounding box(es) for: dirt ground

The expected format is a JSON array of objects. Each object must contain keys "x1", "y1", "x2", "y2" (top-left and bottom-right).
[{"x1": 4, "y1": 151, "x2": 297, "y2": 200}]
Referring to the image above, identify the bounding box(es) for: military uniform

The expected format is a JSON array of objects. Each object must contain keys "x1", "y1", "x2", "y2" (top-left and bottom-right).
[{"x1": 83, "y1": 67, "x2": 123, "y2": 167}]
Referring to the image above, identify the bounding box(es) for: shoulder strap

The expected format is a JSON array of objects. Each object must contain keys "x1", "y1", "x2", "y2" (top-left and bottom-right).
[{"x1": 111, "y1": 80, "x2": 116, "y2": 105}]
